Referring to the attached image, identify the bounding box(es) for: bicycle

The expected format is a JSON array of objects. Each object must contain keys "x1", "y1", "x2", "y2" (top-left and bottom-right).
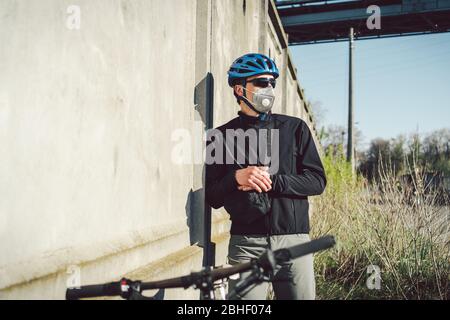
[{"x1": 66, "y1": 235, "x2": 335, "y2": 300}]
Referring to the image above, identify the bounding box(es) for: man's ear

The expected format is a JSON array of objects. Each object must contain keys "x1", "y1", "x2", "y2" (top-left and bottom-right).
[
  {"x1": 233, "y1": 84, "x2": 239, "y2": 95},
  {"x1": 234, "y1": 84, "x2": 243, "y2": 97}
]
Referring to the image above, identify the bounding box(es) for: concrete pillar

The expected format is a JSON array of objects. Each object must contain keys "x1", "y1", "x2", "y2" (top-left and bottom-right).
[
  {"x1": 192, "y1": 0, "x2": 215, "y2": 266},
  {"x1": 258, "y1": 0, "x2": 268, "y2": 53},
  {"x1": 281, "y1": 49, "x2": 289, "y2": 114}
]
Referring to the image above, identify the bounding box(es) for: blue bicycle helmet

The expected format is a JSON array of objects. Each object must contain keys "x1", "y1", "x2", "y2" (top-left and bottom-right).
[{"x1": 228, "y1": 53, "x2": 279, "y2": 87}]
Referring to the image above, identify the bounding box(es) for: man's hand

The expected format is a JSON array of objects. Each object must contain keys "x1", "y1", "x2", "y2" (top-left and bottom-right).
[{"x1": 235, "y1": 166, "x2": 272, "y2": 193}]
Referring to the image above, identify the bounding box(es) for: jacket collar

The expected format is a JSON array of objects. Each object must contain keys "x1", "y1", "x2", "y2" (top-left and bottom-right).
[{"x1": 237, "y1": 110, "x2": 273, "y2": 127}]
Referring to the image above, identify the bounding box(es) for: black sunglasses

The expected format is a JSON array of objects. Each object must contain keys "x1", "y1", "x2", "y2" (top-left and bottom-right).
[{"x1": 246, "y1": 77, "x2": 276, "y2": 88}]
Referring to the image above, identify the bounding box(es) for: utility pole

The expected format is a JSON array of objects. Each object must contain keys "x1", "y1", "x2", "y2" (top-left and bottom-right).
[{"x1": 347, "y1": 27, "x2": 355, "y2": 174}]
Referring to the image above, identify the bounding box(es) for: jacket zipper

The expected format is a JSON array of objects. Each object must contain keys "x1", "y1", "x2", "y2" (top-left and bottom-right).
[
  {"x1": 291, "y1": 132, "x2": 297, "y2": 231},
  {"x1": 267, "y1": 125, "x2": 272, "y2": 237},
  {"x1": 291, "y1": 199, "x2": 295, "y2": 231}
]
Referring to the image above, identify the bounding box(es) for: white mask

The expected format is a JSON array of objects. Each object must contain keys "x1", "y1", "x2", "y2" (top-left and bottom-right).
[{"x1": 242, "y1": 86, "x2": 276, "y2": 113}]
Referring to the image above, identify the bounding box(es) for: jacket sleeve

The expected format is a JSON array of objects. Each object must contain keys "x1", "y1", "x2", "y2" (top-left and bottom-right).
[
  {"x1": 205, "y1": 136, "x2": 239, "y2": 209},
  {"x1": 270, "y1": 121, "x2": 327, "y2": 197}
]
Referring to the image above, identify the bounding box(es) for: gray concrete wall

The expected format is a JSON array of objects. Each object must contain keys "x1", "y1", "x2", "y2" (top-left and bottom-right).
[{"x1": 0, "y1": 0, "x2": 320, "y2": 299}]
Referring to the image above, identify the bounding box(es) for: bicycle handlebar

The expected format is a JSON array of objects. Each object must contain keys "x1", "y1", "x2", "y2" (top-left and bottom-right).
[
  {"x1": 66, "y1": 235, "x2": 335, "y2": 300},
  {"x1": 289, "y1": 235, "x2": 335, "y2": 258},
  {"x1": 66, "y1": 281, "x2": 122, "y2": 300},
  {"x1": 275, "y1": 235, "x2": 336, "y2": 263},
  {"x1": 139, "y1": 261, "x2": 253, "y2": 291},
  {"x1": 66, "y1": 262, "x2": 255, "y2": 300}
]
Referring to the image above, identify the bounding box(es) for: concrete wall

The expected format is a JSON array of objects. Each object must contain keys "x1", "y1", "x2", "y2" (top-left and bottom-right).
[{"x1": 0, "y1": 0, "x2": 319, "y2": 299}]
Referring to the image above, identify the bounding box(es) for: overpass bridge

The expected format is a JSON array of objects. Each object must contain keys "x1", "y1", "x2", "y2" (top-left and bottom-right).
[
  {"x1": 275, "y1": 0, "x2": 450, "y2": 170},
  {"x1": 275, "y1": 0, "x2": 450, "y2": 45}
]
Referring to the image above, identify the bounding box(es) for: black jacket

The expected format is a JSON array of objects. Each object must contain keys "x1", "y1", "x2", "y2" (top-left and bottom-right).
[{"x1": 205, "y1": 111, "x2": 326, "y2": 235}]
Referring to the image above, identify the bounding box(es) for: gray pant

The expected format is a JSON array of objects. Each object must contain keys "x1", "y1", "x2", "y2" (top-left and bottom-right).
[{"x1": 227, "y1": 233, "x2": 316, "y2": 300}]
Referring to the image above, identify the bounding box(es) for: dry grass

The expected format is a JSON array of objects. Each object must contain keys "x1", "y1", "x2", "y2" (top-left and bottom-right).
[{"x1": 311, "y1": 152, "x2": 449, "y2": 299}]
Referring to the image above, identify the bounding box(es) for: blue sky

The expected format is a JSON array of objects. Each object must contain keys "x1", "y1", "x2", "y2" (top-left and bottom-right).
[{"x1": 290, "y1": 32, "x2": 450, "y2": 149}]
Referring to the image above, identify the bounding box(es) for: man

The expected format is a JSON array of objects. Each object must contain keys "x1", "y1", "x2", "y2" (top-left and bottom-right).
[{"x1": 205, "y1": 53, "x2": 326, "y2": 300}]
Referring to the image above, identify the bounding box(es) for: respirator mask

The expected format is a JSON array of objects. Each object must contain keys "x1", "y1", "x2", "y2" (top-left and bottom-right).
[{"x1": 241, "y1": 78, "x2": 276, "y2": 114}]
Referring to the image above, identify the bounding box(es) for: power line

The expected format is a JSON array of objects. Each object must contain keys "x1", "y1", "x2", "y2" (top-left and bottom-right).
[
  {"x1": 295, "y1": 37, "x2": 450, "y2": 74},
  {"x1": 303, "y1": 46, "x2": 450, "y2": 87}
]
